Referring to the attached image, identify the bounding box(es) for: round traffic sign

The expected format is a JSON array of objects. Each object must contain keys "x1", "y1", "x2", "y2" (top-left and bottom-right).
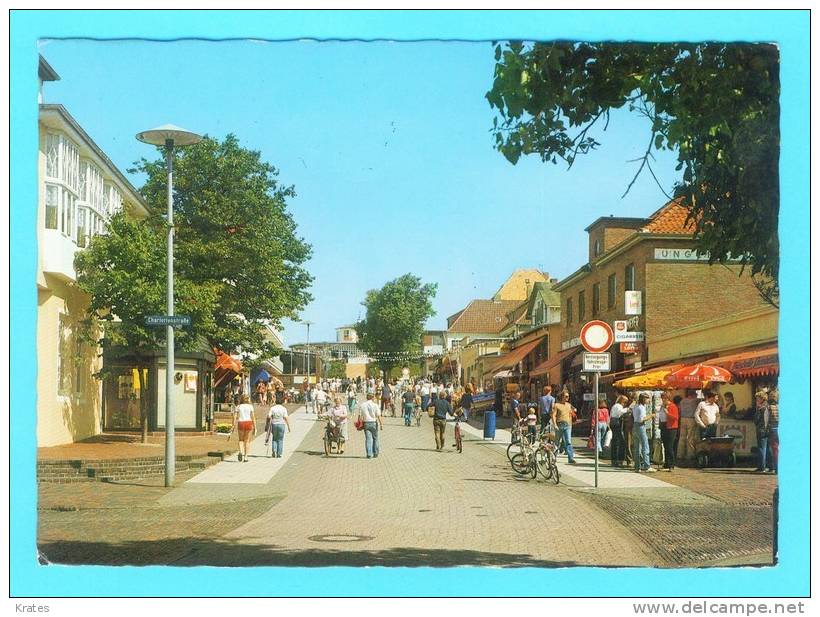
[{"x1": 579, "y1": 320, "x2": 614, "y2": 353}]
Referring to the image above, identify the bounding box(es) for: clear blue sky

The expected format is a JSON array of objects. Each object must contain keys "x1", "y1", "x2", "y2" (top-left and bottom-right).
[{"x1": 39, "y1": 38, "x2": 681, "y2": 345}]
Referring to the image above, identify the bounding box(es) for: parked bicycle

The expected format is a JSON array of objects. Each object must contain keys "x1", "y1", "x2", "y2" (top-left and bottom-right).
[{"x1": 534, "y1": 430, "x2": 560, "y2": 484}]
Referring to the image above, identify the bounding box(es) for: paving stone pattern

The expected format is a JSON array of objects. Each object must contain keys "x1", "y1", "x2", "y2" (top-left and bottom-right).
[{"x1": 36, "y1": 403, "x2": 776, "y2": 568}]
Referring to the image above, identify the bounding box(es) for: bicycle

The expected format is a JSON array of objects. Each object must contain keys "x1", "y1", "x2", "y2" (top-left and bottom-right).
[
  {"x1": 534, "y1": 431, "x2": 560, "y2": 484},
  {"x1": 509, "y1": 429, "x2": 538, "y2": 479},
  {"x1": 506, "y1": 420, "x2": 528, "y2": 463}
]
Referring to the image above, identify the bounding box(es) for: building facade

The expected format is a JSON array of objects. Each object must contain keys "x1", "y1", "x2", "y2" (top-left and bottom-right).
[{"x1": 37, "y1": 58, "x2": 150, "y2": 445}]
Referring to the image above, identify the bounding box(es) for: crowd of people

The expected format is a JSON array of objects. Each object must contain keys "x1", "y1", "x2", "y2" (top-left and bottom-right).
[{"x1": 234, "y1": 372, "x2": 780, "y2": 476}]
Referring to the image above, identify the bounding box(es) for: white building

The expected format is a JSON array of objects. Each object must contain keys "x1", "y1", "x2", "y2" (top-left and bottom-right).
[{"x1": 37, "y1": 56, "x2": 150, "y2": 446}]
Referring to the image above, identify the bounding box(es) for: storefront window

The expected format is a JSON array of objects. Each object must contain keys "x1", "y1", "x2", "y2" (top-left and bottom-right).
[{"x1": 105, "y1": 366, "x2": 150, "y2": 430}]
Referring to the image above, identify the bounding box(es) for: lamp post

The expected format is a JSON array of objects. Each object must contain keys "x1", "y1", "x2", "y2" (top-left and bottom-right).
[
  {"x1": 136, "y1": 124, "x2": 202, "y2": 488},
  {"x1": 303, "y1": 320, "x2": 314, "y2": 386}
]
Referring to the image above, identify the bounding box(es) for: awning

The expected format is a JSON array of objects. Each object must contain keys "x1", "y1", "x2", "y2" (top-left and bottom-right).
[
  {"x1": 487, "y1": 337, "x2": 544, "y2": 373},
  {"x1": 530, "y1": 346, "x2": 582, "y2": 378},
  {"x1": 710, "y1": 345, "x2": 779, "y2": 379},
  {"x1": 613, "y1": 363, "x2": 684, "y2": 389},
  {"x1": 493, "y1": 370, "x2": 514, "y2": 379},
  {"x1": 213, "y1": 350, "x2": 242, "y2": 388}
]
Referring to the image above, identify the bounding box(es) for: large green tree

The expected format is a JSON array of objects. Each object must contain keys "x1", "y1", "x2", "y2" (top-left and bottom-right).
[
  {"x1": 356, "y1": 274, "x2": 437, "y2": 377},
  {"x1": 486, "y1": 42, "x2": 779, "y2": 303},
  {"x1": 75, "y1": 135, "x2": 312, "y2": 439}
]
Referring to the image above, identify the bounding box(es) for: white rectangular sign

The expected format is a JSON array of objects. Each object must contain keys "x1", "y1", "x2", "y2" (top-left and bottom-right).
[
  {"x1": 614, "y1": 331, "x2": 645, "y2": 343},
  {"x1": 583, "y1": 393, "x2": 608, "y2": 401},
  {"x1": 625, "y1": 290, "x2": 642, "y2": 315},
  {"x1": 583, "y1": 352, "x2": 611, "y2": 372}
]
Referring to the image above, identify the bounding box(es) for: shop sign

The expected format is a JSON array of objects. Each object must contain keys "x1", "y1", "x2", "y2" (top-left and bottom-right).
[
  {"x1": 653, "y1": 248, "x2": 744, "y2": 262},
  {"x1": 561, "y1": 337, "x2": 581, "y2": 351},
  {"x1": 620, "y1": 342, "x2": 643, "y2": 354},
  {"x1": 625, "y1": 291, "x2": 642, "y2": 315},
  {"x1": 614, "y1": 331, "x2": 645, "y2": 343},
  {"x1": 626, "y1": 315, "x2": 641, "y2": 329},
  {"x1": 582, "y1": 352, "x2": 611, "y2": 372},
  {"x1": 614, "y1": 320, "x2": 628, "y2": 334}
]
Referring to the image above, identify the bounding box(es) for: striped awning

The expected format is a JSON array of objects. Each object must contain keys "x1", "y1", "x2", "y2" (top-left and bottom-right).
[{"x1": 711, "y1": 346, "x2": 779, "y2": 379}]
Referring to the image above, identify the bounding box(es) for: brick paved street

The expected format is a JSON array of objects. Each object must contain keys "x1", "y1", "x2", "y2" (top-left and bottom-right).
[{"x1": 37, "y1": 405, "x2": 776, "y2": 568}]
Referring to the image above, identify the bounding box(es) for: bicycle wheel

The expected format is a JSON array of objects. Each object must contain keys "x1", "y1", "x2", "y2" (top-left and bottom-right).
[
  {"x1": 529, "y1": 457, "x2": 538, "y2": 479},
  {"x1": 506, "y1": 442, "x2": 522, "y2": 462},
  {"x1": 548, "y1": 449, "x2": 560, "y2": 484},
  {"x1": 510, "y1": 453, "x2": 530, "y2": 475},
  {"x1": 535, "y1": 449, "x2": 552, "y2": 480}
]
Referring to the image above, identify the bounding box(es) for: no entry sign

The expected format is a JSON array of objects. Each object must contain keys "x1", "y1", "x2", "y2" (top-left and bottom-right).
[{"x1": 579, "y1": 320, "x2": 614, "y2": 353}]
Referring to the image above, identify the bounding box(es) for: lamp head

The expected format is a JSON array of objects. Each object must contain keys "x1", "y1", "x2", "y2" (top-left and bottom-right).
[{"x1": 136, "y1": 124, "x2": 202, "y2": 146}]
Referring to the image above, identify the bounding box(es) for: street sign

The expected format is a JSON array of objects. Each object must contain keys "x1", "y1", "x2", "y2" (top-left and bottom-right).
[
  {"x1": 583, "y1": 352, "x2": 611, "y2": 372},
  {"x1": 625, "y1": 291, "x2": 642, "y2": 315},
  {"x1": 145, "y1": 315, "x2": 192, "y2": 327},
  {"x1": 583, "y1": 392, "x2": 608, "y2": 401},
  {"x1": 579, "y1": 320, "x2": 614, "y2": 353},
  {"x1": 614, "y1": 330, "x2": 645, "y2": 343}
]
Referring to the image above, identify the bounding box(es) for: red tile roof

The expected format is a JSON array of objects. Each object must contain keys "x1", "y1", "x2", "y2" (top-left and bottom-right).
[
  {"x1": 447, "y1": 299, "x2": 521, "y2": 334},
  {"x1": 642, "y1": 199, "x2": 697, "y2": 234}
]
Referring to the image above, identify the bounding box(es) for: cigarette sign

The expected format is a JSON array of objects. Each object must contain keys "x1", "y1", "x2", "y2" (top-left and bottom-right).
[
  {"x1": 614, "y1": 331, "x2": 645, "y2": 343},
  {"x1": 582, "y1": 352, "x2": 611, "y2": 372}
]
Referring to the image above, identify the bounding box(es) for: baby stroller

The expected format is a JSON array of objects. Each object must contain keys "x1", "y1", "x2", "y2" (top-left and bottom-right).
[{"x1": 323, "y1": 417, "x2": 345, "y2": 456}]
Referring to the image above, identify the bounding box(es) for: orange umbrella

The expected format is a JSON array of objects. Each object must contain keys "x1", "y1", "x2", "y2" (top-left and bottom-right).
[{"x1": 664, "y1": 363, "x2": 732, "y2": 387}]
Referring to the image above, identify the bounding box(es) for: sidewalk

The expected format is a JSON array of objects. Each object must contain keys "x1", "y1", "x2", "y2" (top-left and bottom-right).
[{"x1": 185, "y1": 405, "x2": 315, "y2": 485}]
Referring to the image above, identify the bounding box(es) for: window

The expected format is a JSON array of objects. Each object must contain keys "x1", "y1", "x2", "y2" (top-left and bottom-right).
[
  {"x1": 594, "y1": 238, "x2": 603, "y2": 257},
  {"x1": 592, "y1": 283, "x2": 600, "y2": 315},
  {"x1": 61, "y1": 189, "x2": 75, "y2": 238},
  {"x1": 566, "y1": 298, "x2": 573, "y2": 325},
  {"x1": 45, "y1": 183, "x2": 59, "y2": 229},
  {"x1": 58, "y1": 313, "x2": 71, "y2": 396},
  {"x1": 625, "y1": 263, "x2": 636, "y2": 291},
  {"x1": 578, "y1": 290, "x2": 586, "y2": 321},
  {"x1": 77, "y1": 207, "x2": 88, "y2": 248},
  {"x1": 607, "y1": 273, "x2": 617, "y2": 308},
  {"x1": 45, "y1": 133, "x2": 60, "y2": 178}
]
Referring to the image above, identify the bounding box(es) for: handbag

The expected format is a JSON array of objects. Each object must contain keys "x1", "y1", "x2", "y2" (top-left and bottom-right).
[
  {"x1": 652, "y1": 439, "x2": 664, "y2": 465},
  {"x1": 603, "y1": 428, "x2": 613, "y2": 449},
  {"x1": 354, "y1": 417, "x2": 364, "y2": 431}
]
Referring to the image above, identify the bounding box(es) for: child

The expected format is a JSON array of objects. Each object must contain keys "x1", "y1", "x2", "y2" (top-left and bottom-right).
[{"x1": 526, "y1": 403, "x2": 539, "y2": 444}]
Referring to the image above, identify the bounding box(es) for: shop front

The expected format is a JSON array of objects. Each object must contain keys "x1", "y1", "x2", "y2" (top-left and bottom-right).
[{"x1": 102, "y1": 346, "x2": 214, "y2": 433}]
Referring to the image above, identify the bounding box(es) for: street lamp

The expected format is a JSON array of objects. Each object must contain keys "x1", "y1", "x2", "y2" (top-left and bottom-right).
[
  {"x1": 303, "y1": 320, "x2": 314, "y2": 386},
  {"x1": 136, "y1": 124, "x2": 202, "y2": 487}
]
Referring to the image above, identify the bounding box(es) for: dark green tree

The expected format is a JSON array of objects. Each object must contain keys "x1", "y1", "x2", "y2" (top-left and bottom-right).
[
  {"x1": 486, "y1": 42, "x2": 780, "y2": 304},
  {"x1": 75, "y1": 135, "x2": 312, "y2": 439},
  {"x1": 356, "y1": 274, "x2": 437, "y2": 377},
  {"x1": 326, "y1": 360, "x2": 346, "y2": 380}
]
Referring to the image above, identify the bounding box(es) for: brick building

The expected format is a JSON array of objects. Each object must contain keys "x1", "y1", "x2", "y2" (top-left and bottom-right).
[{"x1": 552, "y1": 199, "x2": 777, "y2": 409}]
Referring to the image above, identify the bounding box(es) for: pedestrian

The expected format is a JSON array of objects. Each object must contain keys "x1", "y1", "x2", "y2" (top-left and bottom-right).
[
  {"x1": 538, "y1": 385, "x2": 555, "y2": 434},
  {"x1": 677, "y1": 389, "x2": 701, "y2": 464},
  {"x1": 753, "y1": 389, "x2": 778, "y2": 473},
  {"x1": 510, "y1": 390, "x2": 522, "y2": 421},
  {"x1": 672, "y1": 395, "x2": 683, "y2": 455},
  {"x1": 494, "y1": 383, "x2": 504, "y2": 417},
  {"x1": 592, "y1": 398, "x2": 610, "y2": 455},
  {"x1": 255, "y1": 380, "x2": 266, "y2": 404},
  {"x1": 551, "y1": 391, "x2": 577, "y2": 464},
  {"x1": 609, "y1": 395, "x2": 628, "y2": 467},
  {"x1": 402, "y1": 386, "x2": 415, "y2": 426},
  {"x1": 347, "y1": 384, "x2": 357, "y2": 413},
  {"x1": 525, "y1": 404, "x2": 538, "y2": 444},
  {"x1": 275, "y1": 384, "x2": 285, "y2": 405},
  {"x1": 266, "y1": 397, "x2": 291, "y2": 458},
  {"x1": 420, "y1": 381, "x2": 431, "y2": 414},
  {"x1": 632, "y1": 393, "x2": 656, "y2": 472},
  {"x1": 767, "y1": 389, "x2": 779, "y2": 473},
  {"x1": 723, "y1": 391, "x2": 737, "y2": 418},
  {"x1": 695, "y1": 390, "x2": 721, "y2": 439},
  {"x1": 358, "y1": 392, "x2": 383, "y2": 458},
  {"x1": 460, "y1": 383, "x2": 474, "y2": 422},
  {"x1": 428, "y1": 389, "x2": 452, "y2": 451},
  {"x1": 233, "y1": 395, "x2": 257, "y2": 463},
  {"x1": 314, "y1": 386, "x2": 327, "y2": 415},
  {"x1": 622, "y1": 396, "x2": 635, "y2": 466},
  {"x1": 328, "y1": 396, "x2": 349, "y2": 453},
  {"x1": 659, "y1": 391, "x2": 679, "y2": 471},
  {"x1": 266, "y1": 380, "x2": 275, "y2": 405}
]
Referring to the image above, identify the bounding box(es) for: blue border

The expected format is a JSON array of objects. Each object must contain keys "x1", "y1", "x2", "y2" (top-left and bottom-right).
[{"x1": 11, "y1": 10, "x2": 810, "y2": 597}]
